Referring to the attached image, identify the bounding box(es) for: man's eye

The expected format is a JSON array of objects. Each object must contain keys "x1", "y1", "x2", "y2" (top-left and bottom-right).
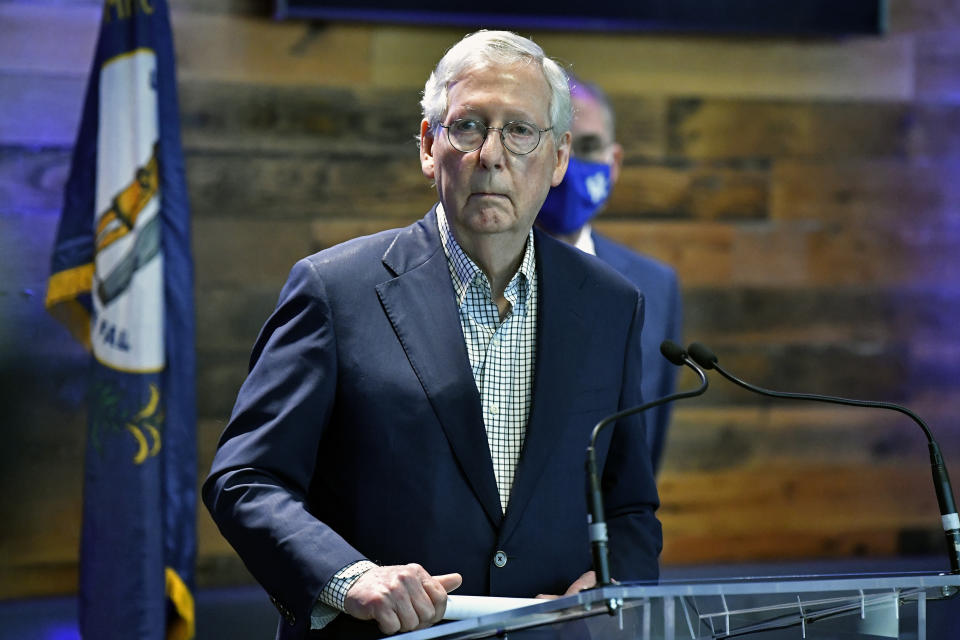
[
  {"x1": 507, "y1": 122, "x2": 535, "y2": 137},
  {"x1": 573, "y1": 136, "x2": 606, "y2": 157},
  {"x1": 453, "y1": 119, "x2": 484, "y2": 134}
]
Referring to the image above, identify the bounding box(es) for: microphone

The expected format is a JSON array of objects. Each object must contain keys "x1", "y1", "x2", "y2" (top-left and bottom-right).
[
  {"x1": 586, "y1": 339, "x2": 709, "y2": 606},
  {"x1": 686, "y1": 341, "x2": 960, "y2": 574}
]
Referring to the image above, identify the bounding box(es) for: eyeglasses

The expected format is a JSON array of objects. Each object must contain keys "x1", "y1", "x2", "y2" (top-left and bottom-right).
[{"x1": 439, "y1": 118, "x2": 553, "y2": 156}]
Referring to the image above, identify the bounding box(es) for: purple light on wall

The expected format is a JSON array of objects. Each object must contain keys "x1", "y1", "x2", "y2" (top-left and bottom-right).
[{"x1": 43, "y1": 624, "x2": 81, "y2": 640}]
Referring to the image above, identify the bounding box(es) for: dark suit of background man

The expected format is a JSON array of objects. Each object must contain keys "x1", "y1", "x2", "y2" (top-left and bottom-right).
[
  {"x1": 536, "y1": 76, "x2": 683, "y2": 473},
  {"x1": 204, "y1": 30, "x2": 662, "y2": 640}
]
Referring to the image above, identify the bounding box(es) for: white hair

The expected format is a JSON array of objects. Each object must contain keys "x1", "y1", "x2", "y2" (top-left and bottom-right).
[{"x1": 420, "y1": 30, "x2": 572, "y2": 143}]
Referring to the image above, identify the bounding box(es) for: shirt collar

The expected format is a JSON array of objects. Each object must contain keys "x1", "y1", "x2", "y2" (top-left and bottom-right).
[
  {"x1": 572, "y1": 223, "x2": 596, "y2": 255},
  {"x1": 436, "y1": 203, "x2": 536, "y2": 306}
]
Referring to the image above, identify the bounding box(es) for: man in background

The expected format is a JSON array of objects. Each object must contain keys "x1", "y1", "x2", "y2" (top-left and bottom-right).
[{"x1": 537, "y1": 76, "x2": 683, "y2": 472}]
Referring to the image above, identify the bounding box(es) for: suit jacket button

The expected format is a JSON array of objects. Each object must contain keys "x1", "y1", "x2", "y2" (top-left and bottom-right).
[{"x1": 493, "y1": 550, "x2": 508, "y2": 568}]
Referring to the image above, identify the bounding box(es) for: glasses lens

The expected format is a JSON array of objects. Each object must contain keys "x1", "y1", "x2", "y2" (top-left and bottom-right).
[
  {"x1": 503, "y1": 122, "x2": 540, "y2": 154},
  {"x1": 448, "y1": 119, "x2": 485, "y2": 152}
]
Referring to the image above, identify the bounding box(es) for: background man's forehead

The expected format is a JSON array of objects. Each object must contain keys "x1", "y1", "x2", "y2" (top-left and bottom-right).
[{"x1": 572, "y1": 96, "x2": 613, "y2": 136}]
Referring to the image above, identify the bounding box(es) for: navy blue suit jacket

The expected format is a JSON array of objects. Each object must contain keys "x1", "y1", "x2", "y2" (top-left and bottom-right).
[
  {"x1": 203, "y1": 208, "x2": 662, "y2": 639},
  {"x1": 592, "y1": 232, "x2": 683, "y2": 472}
]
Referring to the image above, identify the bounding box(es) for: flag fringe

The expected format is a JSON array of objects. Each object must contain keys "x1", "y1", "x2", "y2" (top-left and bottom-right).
[
  {"x1": 165, "y1": 567, "x2": 195, "y2": 640},
  {"x1": 45, "y1": 262, "x2": 95, "y2": 349}
]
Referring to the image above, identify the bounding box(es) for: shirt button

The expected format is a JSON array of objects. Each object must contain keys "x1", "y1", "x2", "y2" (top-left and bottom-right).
[
  {"x1": 489, "y1": 403, "x2": 499, "y2": 414},
  {"x1": 494, "y1": 550, "x2": 508, "y2": 568}
]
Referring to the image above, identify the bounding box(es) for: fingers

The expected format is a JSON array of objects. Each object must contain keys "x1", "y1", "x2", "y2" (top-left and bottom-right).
[
  {"x1": 436, "y1": 573, "x2": 463, "y2": 593},
  {"x1": 536, "y1": 571, "x2": 599, "y2": 600},
  {"x1": 405, "y1": 573, "x2": 439, "y2": 629},
  {"x1": 344, "y1": 564, "x2": 458, "y2": 634},
  {"x1": 563, "y1": 570, "x2": 597, "y2": 596},
  {"x1": 424, "y1": 572, "x2": 462, "y2": 622},
  {"x1": 419, "y1": 575, "x2": 449, "y2": 624},
  {"x1": 375, "y1": 608, "x2": 403, "y2": 636}
]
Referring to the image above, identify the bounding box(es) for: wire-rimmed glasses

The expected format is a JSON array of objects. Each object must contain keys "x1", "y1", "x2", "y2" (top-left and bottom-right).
[{"x1": 439, "y1": 118, "x2": 553, "y2": 155}]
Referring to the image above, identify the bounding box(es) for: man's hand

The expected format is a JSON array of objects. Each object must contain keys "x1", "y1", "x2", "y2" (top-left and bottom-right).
[
  {"x1": 535, "y1": 571, "x2": 597, "y2": 600},
  {"x1": 343, "y1": 564, "x2": 462, "y2": 634}
]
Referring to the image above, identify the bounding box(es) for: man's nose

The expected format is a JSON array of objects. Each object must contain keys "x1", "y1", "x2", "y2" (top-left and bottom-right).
[{"x1": 477, "y1": 129, "x2": 507, "y2": 169}]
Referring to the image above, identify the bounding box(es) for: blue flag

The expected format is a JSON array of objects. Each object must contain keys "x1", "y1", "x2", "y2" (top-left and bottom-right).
[{"x1": 46, "y1": 1, "x2": 196, "y2": 638}]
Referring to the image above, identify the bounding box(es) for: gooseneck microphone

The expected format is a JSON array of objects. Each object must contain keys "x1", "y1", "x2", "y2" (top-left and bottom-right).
[
  {"x1": 586, "y1": 340, "x2": 709, "y2": 605},
  {"x1": 686, "y1": 341, "x2": 960, "y2": 574}
]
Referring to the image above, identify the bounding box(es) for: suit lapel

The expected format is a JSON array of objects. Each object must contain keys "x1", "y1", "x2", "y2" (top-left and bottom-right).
[
  {"x1": 375, "y1": 209, "x2": 503, "y2": 529},
  {"x1": 501, "y1": 232, "x2": 592, "y2": 540}
]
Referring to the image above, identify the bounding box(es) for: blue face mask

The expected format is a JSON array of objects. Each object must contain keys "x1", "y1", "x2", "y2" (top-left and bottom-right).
[{"x1": 537, "y1": 157, "x2": 612, "y2": 235}]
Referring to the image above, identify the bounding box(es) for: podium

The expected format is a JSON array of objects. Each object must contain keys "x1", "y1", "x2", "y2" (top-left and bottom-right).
[{"x1": 395, "y1": 572, "x2": 960, "y2": 639}]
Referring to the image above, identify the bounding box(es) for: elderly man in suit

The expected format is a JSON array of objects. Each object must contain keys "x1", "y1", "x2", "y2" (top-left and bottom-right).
[
  {"x1": 537, "y1": 75, "x2": 683, "y2": 472},
  {"x1": 204, "y1": 30, "x2": 662, "y2": 640}
]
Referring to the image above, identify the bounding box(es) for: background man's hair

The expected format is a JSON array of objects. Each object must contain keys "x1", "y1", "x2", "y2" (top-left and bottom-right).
[{"x1": 567, "y1": 71, "x2": 616, "y2": 139}]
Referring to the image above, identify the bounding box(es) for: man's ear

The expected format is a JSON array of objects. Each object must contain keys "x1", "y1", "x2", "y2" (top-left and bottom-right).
[
  {"x1": 551, "y1": 131, "x2": 572, "y2": 187},
  {"x1": 420, "y1": 119, "x2": 436, "y2": 180},
  {"x1": 610, "y1": 141, "x2": 623, "y2": 185}
]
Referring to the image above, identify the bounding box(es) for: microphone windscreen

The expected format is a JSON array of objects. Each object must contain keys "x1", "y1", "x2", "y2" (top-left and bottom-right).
[
  {"x1": 660, "y1": 340, "x2": 687, "y2": 366},
  {"x1": 687, "y1": 342, "x2": 718, "y2": 370}
]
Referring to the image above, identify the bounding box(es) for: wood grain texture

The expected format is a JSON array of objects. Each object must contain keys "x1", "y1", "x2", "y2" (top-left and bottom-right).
[
  {"x1": 0, "y1": 147, "x2": 72, "y2": 211},
  {"x1": 0, "y1": 73, "x2": 86, "y2": 147},
  {"x1": 370, "y1": 26, "x2": 915, "y2": 100},
  {"x1": 668, "y1": 99, "x2": 910, "y2": 160},
  {"x1": 659, "y1": 464, "x2": 942, "y2": 563},
  {"x1": 888, "y1": 0, "x2": 960, "y2": 34},
  {"x1": 5, "y1": 0, "x2": 960, "y2": 599},
  {"x1": 915, "y1": 31, "x2": 960, "y2": 101},
  {"x1": 192, "y1": 217, "x2": 315, "y2": 288},
  {"x1": 607, "y1": 161, "x2": 769, "y2": 220},
  {"x1": 770, "y1": 159, "x2": 960, "y2": 224},
  {"x1": 0, "y1": 3, "x2": 100, "y2": 75},
  {"x1": 171, "y1": 13, "x2": 374, "y2": 87},
  {"x1": 185, "y1": 150, "x2": 432, "y2": 220}
]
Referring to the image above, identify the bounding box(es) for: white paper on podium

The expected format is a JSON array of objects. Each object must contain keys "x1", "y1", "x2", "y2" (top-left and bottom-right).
[{"x1": 443, "y1": 595, "x2": 544, "y2": 620}]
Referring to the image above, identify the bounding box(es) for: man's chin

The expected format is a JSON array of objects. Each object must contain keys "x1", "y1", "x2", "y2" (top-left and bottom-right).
[
  {"x1": 469, "y1": 214, "x2": 523, "y2": 236},
  {"x1": 458, "y1": 204, "x2": 519, "y2": 233}
]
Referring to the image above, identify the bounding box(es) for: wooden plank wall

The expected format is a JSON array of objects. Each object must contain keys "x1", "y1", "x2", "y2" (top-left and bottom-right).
[{"x1": 3, "y1": 0, "x2": 960, "y2": 598}]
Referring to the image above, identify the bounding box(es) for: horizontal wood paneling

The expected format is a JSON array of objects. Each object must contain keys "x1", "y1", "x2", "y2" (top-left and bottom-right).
[
  {"x1": 0, "y1": 3, "x2": 918, "y2": 98},
  {"x1": 914, "y1": 31, "x2": 960, "y2": 101},
  {"x1": 771, "y1": 159, "x2": 960, "y2": 223},
  {"x1": 0, "y1": 4, "x2": 100, "y2": 75},
  {"x1": 0, "y1": 147, "x2": 72, "y2": 212},
  {"x1": 660, "y1": 464, "x2": 940, "y2": 563},
  {"x1": 5, "y1": 0, "x2": 960, "y2": 600},
  {"x1": 179, "y1": 82, "x2": 424, "y2": 146},
  {"x1": 593, "y1": 220, "x2": 736, "y2": 286},
  {"x1": 607, "y1": 161, "x2": 769, "y2": 220},
  {"x1": 371, "y1": 27, "x2": 916, "y2": 100},
  {"x1": 185, "y1": 150, "x2": 433, "y2": 220},
  {"x1": 192, "y1": 218, "x2": 315, "y2": 288},
  {"x1": 0, "y1": 72, "x2": 86, "y2": 147},
  {"x1": 171, "y1": 13, "x2": 375, "y2": 87},
  {"x1": 889, "y1": 0, "x2": 960, "y2": 34},
  {"x1": 668, "y1": 100, "x2": 911, "y2": 160}
]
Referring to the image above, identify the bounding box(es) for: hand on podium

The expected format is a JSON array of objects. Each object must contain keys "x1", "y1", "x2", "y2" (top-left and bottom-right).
[
  {"x1": 535, "y1": 570, "x2": 597, "y2": 600},
  {"x1": 344, "y1": 564, "x2": 462, "y2": 634}
]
